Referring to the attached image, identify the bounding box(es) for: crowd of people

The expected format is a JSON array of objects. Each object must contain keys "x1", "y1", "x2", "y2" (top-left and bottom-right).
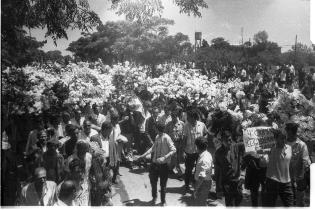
[{"x1": 1, "y1": 63, "x2": 314, "y2": 207}]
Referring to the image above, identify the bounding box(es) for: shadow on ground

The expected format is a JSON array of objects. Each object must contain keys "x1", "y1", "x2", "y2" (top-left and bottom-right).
[
  {"x1": 128, "y1": 167, "x2": 148, "y2": 175},
  {"x1": 123, "y1": 199, "x2": 154, "y2": 206}
]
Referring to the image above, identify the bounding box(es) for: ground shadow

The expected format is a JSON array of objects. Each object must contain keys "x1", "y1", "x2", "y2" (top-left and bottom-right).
[
  {"x1": 166, "y1": 186, "x2": 190, "y2": 194},
  {"x1": 178, "y1": 195, "x2": 195, "y2": 206},
  {"x1": 128, "y1": 167, "x2": 148, "y2": 175},
  {"x1": 123, "y1": 199, "x2": 154, "y2": 206}
]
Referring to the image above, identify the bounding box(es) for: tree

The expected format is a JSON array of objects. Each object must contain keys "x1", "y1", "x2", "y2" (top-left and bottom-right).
[
  {"x1": 1, "y1": 0, "x2": 101, "y2": 67},
  {"x1": 211, "y1": 37, "x2": 230, "y2": 49},
  {"x1": 253, "y1": 30, "x2": 268, "y2": 44},
  {"x1": 111, "y1": 0, "x2": 208, "y2": 23},
  {"x1": 281, "y1": 42, "x2": 315, "y2": 67},
  {"x1": 201, "y1": 39, "x2": 210, "y2": 48},
  {"x1": 68, "y1": 17, "x2": 193, "y2": 68},
  {"x1": 1, "y1": 32, "x2": 47, "y2": 67}
]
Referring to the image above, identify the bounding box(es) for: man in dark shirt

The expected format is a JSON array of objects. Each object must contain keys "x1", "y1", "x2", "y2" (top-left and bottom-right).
[
  {"x1": 64, "y1": 124, "x2": 80, "y2": 158},
  {"x1": 214, "y1": 130, "x2": 245, "y2": 206}
]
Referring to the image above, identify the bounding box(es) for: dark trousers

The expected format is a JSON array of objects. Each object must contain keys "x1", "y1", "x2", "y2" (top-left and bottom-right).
[
  {"x1": 248, "y1": 178, "x2": 265, "y2": 207},
  {"x1": 222, "y1": 180, "x2": 243, "y2": 206},
  {"x1": 292, "y1": 178, "x2": 307, "y2": 207},
  {"x1": 149, "y1": 163, "x2": 169, "y2": 203},
  {"x1": 184, "y1": 153, "x2": 199, "y2": 187},
  {"x1": 263, "y1": 178, "x2": 294, "y2": 207}
]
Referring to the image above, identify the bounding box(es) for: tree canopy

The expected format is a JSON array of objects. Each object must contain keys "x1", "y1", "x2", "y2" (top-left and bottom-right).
[{"x1": 67, "y1": 17, "x2": 193, "y2": 69}]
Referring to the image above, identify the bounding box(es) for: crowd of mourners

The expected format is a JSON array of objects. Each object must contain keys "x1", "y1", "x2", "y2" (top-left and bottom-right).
[{"x1": 1, "y1": 62, "x2": 314, "y2": 207}]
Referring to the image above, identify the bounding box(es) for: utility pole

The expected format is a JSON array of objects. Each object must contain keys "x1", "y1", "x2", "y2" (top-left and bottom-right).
[
  {"x1": 241, "y1": 27, "x2": 244, "y2": 45},
  {"x1": 294, "y1": 35, "x2": 297, "y2": 65}
]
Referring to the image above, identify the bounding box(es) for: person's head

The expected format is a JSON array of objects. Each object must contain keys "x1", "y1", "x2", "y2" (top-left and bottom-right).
[
  {"x1": 285, "y1": 122, "x2": 299, "y2": 142},
  {"x1": 110, "y1": 110, "x2": 120, "y2": 125},
  {"x1": 62, "y1": 112, "x2": 71, "y2": 124},
  {"x1": 273, "y1": 129, "x2": 286, "y2": 148},
  {"x1": 83, "y1": 119, "x2": 92, "y2": 135},
  {"x1": 47, "y1": 138, "x2": 59, "y2": 152},
  {"x1": 59, "y1": 180, "x2": 76, "y2": 203},
  {"x1": 69, "y1": 158, "x2": 85, "y2": 181},
  {"x1": 101, "y1": 122, "x2": 113, "y2": 138},
  {"x1": 92, "y1": 103, "x2": 101, "y2": 115},
  {"x1": 195, "y1": 137, "x2": 208, "y2": 153},
  {"x1": 152, "y1": 107, "x2": 160, "y2": 120},
  {"x1": 65, "y1": 124, "x2": 80, "y2": 140},
  {"x1": 221, "y1": 129, "x2": 233, "y2": 148},
  {"x1": 34, "y1": 167, "x2": 47, "y2": 188},
  {"x1": 156, "y1": 122, "x2": 165, "y2": 134},
  {"x1": 187, "y1": 109, "x2": 199, "y2": 125},
  {"x1": 164, "y1": 105, "x2": 171, "y2": 116},
  {"x1": 76, "y1": 140, "x2": 89, "y2": 157},
  {"x1": 37, "y1": 129, "x2": 48, "y2": 145},
  {"x1": 171, "y1": 108, "x2": 181, "y2": 122},
  {"x1": 143, "y1": 100, "x2": 152, "y2": 111}
]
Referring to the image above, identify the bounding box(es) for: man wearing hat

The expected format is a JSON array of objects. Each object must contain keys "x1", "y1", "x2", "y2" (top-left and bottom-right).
[{"x1": 285, "y1": 122, "x2": 311, "y2": 207}]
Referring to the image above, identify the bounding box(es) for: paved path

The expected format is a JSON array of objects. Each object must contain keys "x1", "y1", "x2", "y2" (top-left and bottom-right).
[
  {"x1": 111, "y1": 165, "x2": 310, "y2": 206},
  {"x1": 111, "y1": 165, "x2": 225, "y2": 206}
]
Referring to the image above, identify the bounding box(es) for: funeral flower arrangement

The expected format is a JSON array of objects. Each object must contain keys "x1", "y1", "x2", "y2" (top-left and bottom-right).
[
  {"x1": 1, "y1": 61, "x2": 248, "y2": 117},
  {"x1": 268, "y1": 88, "x2": 315, "y2": 141}
]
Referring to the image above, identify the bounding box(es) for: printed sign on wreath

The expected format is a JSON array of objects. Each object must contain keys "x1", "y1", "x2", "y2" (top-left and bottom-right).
[{"x1": 243, "y1": 126, "x2": 275, "y2": 153}]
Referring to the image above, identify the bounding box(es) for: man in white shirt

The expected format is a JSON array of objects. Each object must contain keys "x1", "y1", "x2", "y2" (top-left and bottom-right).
[
  {"x1": 19, "y1": 167, "x2": 57, "y2": 206},
  {"x1": 92, "y1": 104, "x2": 107, "y2": 127},
  {"x1": 193, "y1": 137, "x2": 213, "y2": 206},
  {"x1": 80, "y1": 119, "x2": 98, "y2": 143},
  {"x1": 182, "y1": 109, "x2": 208, "y2": 193},
  {"x1": 137, "y1": 122, "x2": 176, "y2": 206}
]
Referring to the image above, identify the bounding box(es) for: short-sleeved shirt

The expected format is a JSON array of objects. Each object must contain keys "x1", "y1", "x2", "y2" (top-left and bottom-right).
[
  {"x1": 266, "y1": 144, "x2": 292, "y2": 183},
  {"x1": 183, "y1": 121, "x2": 208, "y2": 154},
  {"x1": 195, "y1": 150, "x2": 213, "y2": 181},
  {"x1": 288, "y1": 139, "x2": 311, "y2": 180}
]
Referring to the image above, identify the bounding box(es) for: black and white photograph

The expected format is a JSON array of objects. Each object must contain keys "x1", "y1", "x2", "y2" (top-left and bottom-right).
[{"x1": 1, "y1": 0, "x2": 314, "y2": 207}]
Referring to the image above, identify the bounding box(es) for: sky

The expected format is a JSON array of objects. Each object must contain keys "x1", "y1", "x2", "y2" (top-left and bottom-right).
[{"x1": 32, "y1": 0, "x2": 312, "y2": 55}]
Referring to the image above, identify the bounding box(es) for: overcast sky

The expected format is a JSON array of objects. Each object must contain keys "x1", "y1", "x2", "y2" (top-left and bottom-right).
[{"x1": 32, "y1": 0, "x2": 312, "y2": 55}]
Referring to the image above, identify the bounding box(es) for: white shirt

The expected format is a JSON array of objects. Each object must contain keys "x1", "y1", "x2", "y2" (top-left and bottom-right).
[
  {"x1": 139, "y1": 111, "x2": 151, "y2": 133},
  {"x1": 80, "y1": 129, "x2": 98, "y2": 143},
  {"x1": 195, "y1": 150, "x2": 213, "y2": 181},
  {"x1": 100, "y1": 134, "x2": 109, "y2": 158},
  {"x1": 93, "y1": 113, "x2": 107, "y2": 126},
  {"x1": 20, "y1": 181, "x2": 57, "y2": 206}
]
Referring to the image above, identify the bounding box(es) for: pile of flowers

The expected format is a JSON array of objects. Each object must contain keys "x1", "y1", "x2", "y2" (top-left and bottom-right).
[
  {"x1": 268, "y1": 88, "x2": 315, "y2": 141},
  {"x1": 144, "y1": 67, "x2": 245, "y2": 108},
  {"x1": 61, "y1": 62, "x2": 115, "y2": 106},
  {"x1": 2, "y1": 61, "x2": 246, "y2": 117}
]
